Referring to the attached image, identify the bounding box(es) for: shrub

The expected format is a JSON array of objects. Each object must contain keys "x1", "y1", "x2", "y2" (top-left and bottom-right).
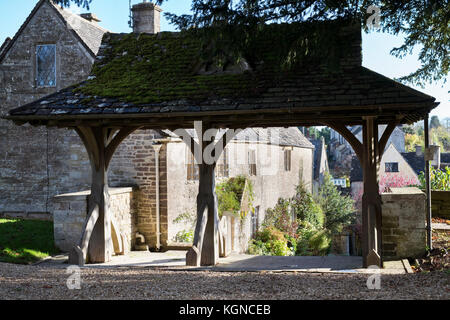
[
  {"x1": 174, "y1": 230, "x2": 194, "y2": 243},
  {"x1": 315, "y1": 172, "x2": 355, "y2": 235},
  {"x1": 263, "y1": 199, "x2": 298, "y2": 238},
  {"x1": 308, "y1": 230, "x2": 331, "y2": 256},
  {"x1": 291, "y1": 183, "x2": 325, "y2": 228},
  {"x1": 254, "y1": 226, "x2": 286, "y2": 243},
  {"x1": 419, "y1": 166, "x2": 450, "y2": 191}
]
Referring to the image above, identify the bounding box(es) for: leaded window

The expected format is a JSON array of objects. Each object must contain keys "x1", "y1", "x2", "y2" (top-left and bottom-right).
[{"x1": 36, "y1": 44, "x2": 56, "y2": 87}]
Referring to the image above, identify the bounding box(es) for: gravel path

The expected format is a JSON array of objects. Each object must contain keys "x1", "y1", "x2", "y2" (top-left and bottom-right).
[{"x1": 0, "y1": 262, "x2": 448, "y2": 300}]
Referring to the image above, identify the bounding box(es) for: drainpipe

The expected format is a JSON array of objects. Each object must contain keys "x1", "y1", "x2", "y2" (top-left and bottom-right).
[
  {"x1": 424, "y1": 114, "x2": 432, "y2": 250},
  {"x1": 152, "y1": 143, "x2": 162, "y2": 251}
]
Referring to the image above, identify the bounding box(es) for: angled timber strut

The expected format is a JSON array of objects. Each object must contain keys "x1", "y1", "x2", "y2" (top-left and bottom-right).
[{"x1": 3, "y1": 19, "x2": 438, "y2": 267}]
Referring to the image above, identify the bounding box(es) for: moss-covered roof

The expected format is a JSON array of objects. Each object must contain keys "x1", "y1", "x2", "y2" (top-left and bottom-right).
[{"x1": 5, "y1": 19, "x2": 438, "y2": 127}]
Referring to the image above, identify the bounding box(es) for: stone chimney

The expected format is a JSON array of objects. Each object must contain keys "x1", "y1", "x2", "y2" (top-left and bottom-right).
[
  {"x1": 415, "y1": 145, "x2": 423, "y2": 157},
  {"x1": 430, "y1": 145, "x2": 441, "y2": 168},
  {"x1": 80, "y1": 13, "x2": 101, "y2": 24},
  {"x1": 131, "y1": 1, "x2": 163, "y2": 34}
]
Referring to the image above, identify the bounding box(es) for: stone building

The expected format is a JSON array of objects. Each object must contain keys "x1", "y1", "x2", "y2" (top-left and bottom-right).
[
  {"x1": 0, "y1": 0, "x2": 107, "y2": 216},
  {"x1": 1, "y1": 1, "x2": 315, "y2": 254}
]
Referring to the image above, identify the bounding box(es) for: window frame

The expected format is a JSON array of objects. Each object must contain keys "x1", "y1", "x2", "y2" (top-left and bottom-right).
[
  {"x1": 36, "y1": 44, "x2": 57, "y2": 88},
  {"x1": 284, "y1": 149, "x2": 292, "y2": 172},
  {"x1": 385, "y1": 162, "x2": 399, "y2": 173}
]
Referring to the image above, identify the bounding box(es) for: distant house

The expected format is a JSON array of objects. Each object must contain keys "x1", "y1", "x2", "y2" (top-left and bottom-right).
[{"x1": 351, "y1": 144, "x2": 420, "y2": 199}]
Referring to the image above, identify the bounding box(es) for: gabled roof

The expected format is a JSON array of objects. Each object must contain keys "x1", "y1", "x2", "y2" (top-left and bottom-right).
[
  {"x1": 164, "y1": 127, "x2": 314, "y2": 149},
  {"x1": 0, "y1": 0, "x2": 107, "y2": 63},
  {"x1": 4, "y1": 19, "x2": 438, "y2": 129}
]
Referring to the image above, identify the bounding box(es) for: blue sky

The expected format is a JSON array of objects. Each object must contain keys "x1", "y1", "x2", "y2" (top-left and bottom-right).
[{"x1": 1, "y1": 0, "x2": 448, "y2": 120}]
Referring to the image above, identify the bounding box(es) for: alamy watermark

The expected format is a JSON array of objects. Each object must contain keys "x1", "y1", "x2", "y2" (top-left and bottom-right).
[
  {"x1": 366, "y1": 5, "x2": 381, "y2": 30},
  {"x1": 66, "y1": 265, "x2": 82, "y2": 290},
  {"x1": 366, "y1": 265, "x2": 381, "y2": 290}
]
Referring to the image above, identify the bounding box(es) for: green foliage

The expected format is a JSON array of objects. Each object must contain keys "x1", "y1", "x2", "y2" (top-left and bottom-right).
[
  {"x1": 172, "y1": 211, "x2": 196, "y2": 243},
  {"x1": 174, "y1": 230, "x2": 194, "y2": 243},
  {"x1": 316, "y1": 172, "x2": 355, "y2": 235},
  {"x1": 216, "y1": 175, "x2": 253, "y2": 218},
  {"x1": 0, "y1": 219, "x2": 59, "y2": 264},
  {"x1": 308, "y1": 230, "x2": 332, "y2": 256},
  {"x1": 419, "y1": 166, "x2": 450, "y2": 191},
  {"x1": 248, "y1": 228, "x2": 293, "y2": 256},
  {"x1": 263, "y1": 198, "x2": 298, "y2": 238},
  {"x1": 291, "y1": 183, "x2": 324, "y2": 229}
]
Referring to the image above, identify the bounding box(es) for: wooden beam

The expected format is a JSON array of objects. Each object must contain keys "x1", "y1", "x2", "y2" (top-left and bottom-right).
[
  {"x1": 323, "y1": 121, "x2": 364, "y2": 164},
  {"x1": 378, "y1": 119, "x2": 401, "y2": 156}
]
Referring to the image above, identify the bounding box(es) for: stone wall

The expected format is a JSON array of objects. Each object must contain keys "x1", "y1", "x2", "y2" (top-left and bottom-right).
[
  {"x1": 0, "y1": 1, "x2": 95, "y2": 215},
  {"x1": 381, "y1": 187, "x2": 427, "y2": 260},
  {"x1": 108, "y1": 130, "x2": 168, "y2": 250},
  {"x1": 431, "y1": 191, "x2": 450, "y2": 219},
  {"x1": 52, "y1": 187, "x2": 137, "y2": 252}
]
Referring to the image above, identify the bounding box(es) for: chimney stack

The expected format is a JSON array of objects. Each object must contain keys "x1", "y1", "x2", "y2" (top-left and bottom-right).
[
  {"x1": 430, "y1": 145, "x2": 441, "y2": 168},
  {"x1": 415, "y1": 145, "x2": 423, "y2": 157},
  {"x1": 131, "y1": 1, "x2": 163, "y2": 34},
  {"x1": 80, "y1": 13, "x2": 101, "y2": 24}
]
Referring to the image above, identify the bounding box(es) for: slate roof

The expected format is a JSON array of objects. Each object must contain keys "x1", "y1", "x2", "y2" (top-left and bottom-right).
[
  {"x1": 401, "y1": 152, "x2": 426, "y2": 176},
  {"x1": 0, "y1": 0, "x2": 107, "y2": 62},
  {"x1": 310, "y1": 138, "x2": 326, "y2": 180},
  {"x1": 4, "y1": 18, "x2": 438, "y2": 127},
  {"x1": 164, "y1": 127, "x2": 314, "y2": 149}
]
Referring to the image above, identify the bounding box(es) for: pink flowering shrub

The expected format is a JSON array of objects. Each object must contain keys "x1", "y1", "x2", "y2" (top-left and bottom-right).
[{"x1": 378, "y1": 174, "x2": 419, "y2": 193}]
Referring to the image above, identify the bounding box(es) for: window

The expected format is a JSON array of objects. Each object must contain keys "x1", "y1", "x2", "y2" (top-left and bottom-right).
[
  {"x1": 187, "y1": 151, "x2": 199, "y2": 181},
  {"x1": 385, "y1": 162, "x2": 399, "y2": 173},
  {"x1": 284, "y1": 149, "x2": 292, "y2": 171},
  {"x1": 216, "y1": 149, "x2": 229, "y2": 178},
  {"x1": 248, "y1": 150, "x2": 256, "y2": 176},
  {"x1": 36, "y1": 44, "x2": 56, "y2": 87}
]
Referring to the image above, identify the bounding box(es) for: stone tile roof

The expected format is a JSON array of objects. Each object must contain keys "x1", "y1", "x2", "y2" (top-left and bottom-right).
[
  {"x1": 5, "y1": 19, "x2": 437, "y2": 125},
  {"x1": 53, "y1": 4, "x2": 108, "y2": 55},
  {"x1": 164, "y1": 127, "x2": 314, "y2": 149},
  {"x1": 0, "y1": 0, "x2": 108, "y2": 62}
]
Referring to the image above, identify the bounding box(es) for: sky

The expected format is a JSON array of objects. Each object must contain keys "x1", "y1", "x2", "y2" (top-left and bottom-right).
[{"x1": 0, "y1": 0, "x2": 448, "y2": 122}]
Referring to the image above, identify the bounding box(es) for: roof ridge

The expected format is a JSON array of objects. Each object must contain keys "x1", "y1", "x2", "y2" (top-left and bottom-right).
[
  {"x1": 0, "y1": 0, "x2": 108, "y2": 63},
  {"x1": 52, "y1": 3, "x2": 109, "y2": 33},
  {"x1": 0, "y1": 0, "x2": 47, "y2": 63}
]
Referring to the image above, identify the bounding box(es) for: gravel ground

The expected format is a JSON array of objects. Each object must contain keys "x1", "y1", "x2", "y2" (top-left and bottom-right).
[{"x1": 0, "y1": 263, "x2": 448, "y2": 300}]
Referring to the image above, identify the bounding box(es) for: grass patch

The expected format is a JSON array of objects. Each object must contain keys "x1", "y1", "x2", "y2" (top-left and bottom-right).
[{"x1": 0, "y1": 219, "x2": 59, "y2": 264}]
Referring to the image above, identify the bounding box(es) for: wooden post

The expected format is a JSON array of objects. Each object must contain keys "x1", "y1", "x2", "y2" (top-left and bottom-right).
[
  {"x1": 361, "y1": 117, "x2": 383, "y2": 268},
  {"x1": 69, "y1": 126, "x2": 138, "y2": 265},
  {"x1": 185, "y1": 125, "x2": 238, "y2": 266},
  {"x1": 424, "y1": 114, "x2": 433, "y2": 250}
]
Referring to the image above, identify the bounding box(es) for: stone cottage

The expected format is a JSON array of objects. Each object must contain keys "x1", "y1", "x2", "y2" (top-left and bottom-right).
[
  {"x1": 0, "y1": 0, "x2": 107, "y2": 217},
  {"x1": 1, "y1": 0, "x2": 315, "y2": 254}
]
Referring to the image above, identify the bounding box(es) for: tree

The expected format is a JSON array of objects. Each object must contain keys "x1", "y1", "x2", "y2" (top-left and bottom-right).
[
  {"x1": 57, "y1": 1, "x2": 449, "y2": 87},
  {"x1": 430, "y1": 115, "x2": 442, "y2": 129},
  {"x1": 315, "y1": 172, "x2": 355, "y2": 235}
]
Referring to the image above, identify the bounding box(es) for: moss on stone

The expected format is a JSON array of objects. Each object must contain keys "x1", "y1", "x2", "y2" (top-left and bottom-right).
[{"x1": 77, "y1": 19, "x2": 357, "y2": 105}]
